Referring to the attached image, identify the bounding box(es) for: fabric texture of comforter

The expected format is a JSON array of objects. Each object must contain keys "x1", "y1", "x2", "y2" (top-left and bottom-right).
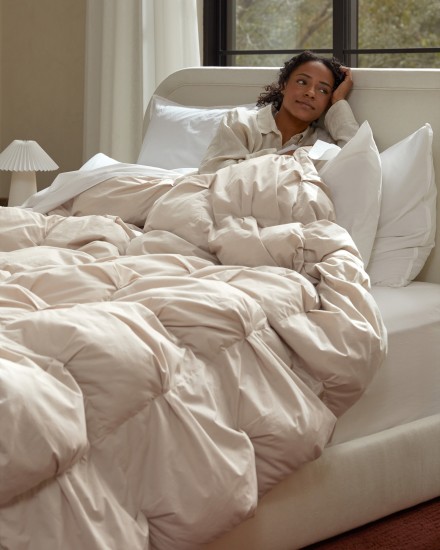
[{"x1": 0, "y1": 151, "x2": 386, "y2": 550}]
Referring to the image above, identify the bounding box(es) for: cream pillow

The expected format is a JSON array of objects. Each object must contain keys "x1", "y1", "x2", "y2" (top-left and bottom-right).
[
  {"x1": 318, "y1": 121, "x2": 382, "y2": 267},
  {"x1": 137, "y1": 96, "x2": 256, "y2": 170},
  {"x1": 367, "y1": 124, "x2": 436, "y2": 286}
]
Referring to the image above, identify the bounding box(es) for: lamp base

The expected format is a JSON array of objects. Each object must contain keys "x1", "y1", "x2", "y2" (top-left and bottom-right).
[{"x1": 8, "y1": 171, "x2": 37, "y2": 207}]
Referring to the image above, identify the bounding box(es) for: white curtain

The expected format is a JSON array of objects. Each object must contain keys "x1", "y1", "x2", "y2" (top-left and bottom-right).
[{"x1": 83, "y1": 0, "x2": 202, "y2": 164}]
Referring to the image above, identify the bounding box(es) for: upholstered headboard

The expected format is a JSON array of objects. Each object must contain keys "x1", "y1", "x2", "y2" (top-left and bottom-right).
[{"x1": 147, "y1": 67, "x2": 440, "y2": 284}]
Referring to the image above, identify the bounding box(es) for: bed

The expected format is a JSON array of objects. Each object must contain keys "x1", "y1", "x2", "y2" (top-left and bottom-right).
[{"x1": 0, "y1": 66, "x2": 439, "y2": 550}]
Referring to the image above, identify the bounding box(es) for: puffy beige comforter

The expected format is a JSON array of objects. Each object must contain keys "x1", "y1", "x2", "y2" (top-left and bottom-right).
[{"x1": 0, "y1": 152, "x2": 386, "y2": 550}]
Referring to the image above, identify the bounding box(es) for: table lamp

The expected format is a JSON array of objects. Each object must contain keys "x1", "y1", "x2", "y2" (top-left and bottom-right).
[{"x1": 0, "y1": 140, "x2": 58, "y2": 206}]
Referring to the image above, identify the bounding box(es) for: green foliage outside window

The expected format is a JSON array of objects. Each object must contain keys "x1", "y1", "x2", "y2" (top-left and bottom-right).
[{"x1": 231, "y1": 0, "x2": 440, "y2": 67}]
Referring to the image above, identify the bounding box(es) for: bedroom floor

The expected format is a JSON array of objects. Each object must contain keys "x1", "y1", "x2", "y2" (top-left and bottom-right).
[{"x1": 303, "y1": 497, "x2": 440, "y2": 549}]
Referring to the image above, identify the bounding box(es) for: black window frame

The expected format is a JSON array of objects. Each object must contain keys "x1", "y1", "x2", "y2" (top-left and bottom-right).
[{"x1": 203, "y1": 0, "x2": 440, "y2": 67}]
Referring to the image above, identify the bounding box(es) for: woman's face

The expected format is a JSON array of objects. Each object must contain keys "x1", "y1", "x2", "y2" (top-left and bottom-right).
[{"x1": 279, "y1": 61, "x2": 335, "y2": 124}]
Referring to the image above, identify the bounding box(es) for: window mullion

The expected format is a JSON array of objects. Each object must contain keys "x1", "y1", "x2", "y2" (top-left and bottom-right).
[
  {"x1": 346, "y1": 0, "x2": 359, "y2": 67},
  {"x1": 333, "y1": 0, "x2": 358, "y2": 66},
  {"x1": 203, "y1": 0, "x2": 228, "y2": 66}
]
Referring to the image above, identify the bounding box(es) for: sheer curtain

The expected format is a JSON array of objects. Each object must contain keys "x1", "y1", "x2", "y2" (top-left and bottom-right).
[{"x1": 83, "y1": 0, "x2": 202, "y2": 164}]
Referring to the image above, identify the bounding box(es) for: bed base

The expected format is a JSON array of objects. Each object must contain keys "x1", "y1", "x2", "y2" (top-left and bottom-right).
[{"x1": 205, "y1": 413, "x2": 440, "y2": 549}]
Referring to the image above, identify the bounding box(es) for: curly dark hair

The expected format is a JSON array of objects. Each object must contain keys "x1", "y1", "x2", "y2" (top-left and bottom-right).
[{"x1": 256, "y1": 51, "x2": 345, "y2": 111}]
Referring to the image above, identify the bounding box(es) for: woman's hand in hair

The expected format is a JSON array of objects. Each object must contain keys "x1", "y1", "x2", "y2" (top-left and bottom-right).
[{"x1": 331, "y1": 67, "x2": 353, "y2": 104}]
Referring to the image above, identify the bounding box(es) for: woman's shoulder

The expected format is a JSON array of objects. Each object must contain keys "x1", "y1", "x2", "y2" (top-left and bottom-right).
[
  {"x1": 228, "y1": 103, "x2": 260, "y2": 117},
  {"x1": 220, "y1": 103, "x2": 262, "y2": 129},
  {"x1": 234, "y1": 103, "x2": 273, "y2": 123}
]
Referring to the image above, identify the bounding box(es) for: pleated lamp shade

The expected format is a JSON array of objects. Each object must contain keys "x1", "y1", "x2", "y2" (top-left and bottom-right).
[
  {"x1": 0, "y1": 140, "x2": 58, "y2": 171},
  {"x1": 0, "y1": 140, "x2": 58, "y2": 206}
]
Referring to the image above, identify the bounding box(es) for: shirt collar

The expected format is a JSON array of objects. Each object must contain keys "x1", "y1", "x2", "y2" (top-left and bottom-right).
[
  {"x1": 256, "y1": 105, "x2": 315, "y2": 145},
  {"x1": 256, "y1": 105, "x2": 279, "y2": 135}
]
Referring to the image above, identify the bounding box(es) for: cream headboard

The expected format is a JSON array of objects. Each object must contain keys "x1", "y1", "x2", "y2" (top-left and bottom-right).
[{"x1": 149, "y1": 67, "x2": 440, "y2": 284}]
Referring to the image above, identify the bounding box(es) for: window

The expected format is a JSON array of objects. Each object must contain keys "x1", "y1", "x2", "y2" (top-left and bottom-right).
[{"x1": 203, "y1": 0, "x2": 440, "y2": 67}]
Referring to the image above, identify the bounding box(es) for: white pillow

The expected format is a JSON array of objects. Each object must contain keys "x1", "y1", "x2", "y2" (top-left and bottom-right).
[
  {"x1": 137, "y1": 96, "x2": 255, "y2": 170},
  {"x1": 367, "y1": 124, "x2": 436, "y2": 287},
  {"x1": 318, "y1": 121, "x2": 382, "y2": 267}
]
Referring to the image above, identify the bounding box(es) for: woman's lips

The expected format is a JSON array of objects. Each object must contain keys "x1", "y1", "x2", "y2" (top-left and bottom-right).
[{"x1": 296, "y1": 100, "x2": 315, "y2": 110}]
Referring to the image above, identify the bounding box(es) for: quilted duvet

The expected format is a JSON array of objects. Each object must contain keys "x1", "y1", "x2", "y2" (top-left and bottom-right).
[{"x1": 0, "y1": 152, "x2": 386, "y2": 550}]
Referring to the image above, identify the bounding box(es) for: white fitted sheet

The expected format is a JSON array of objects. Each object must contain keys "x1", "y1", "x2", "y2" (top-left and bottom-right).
[{"x1": 330, "y1": 281, "x2": 440, "y2": 445}]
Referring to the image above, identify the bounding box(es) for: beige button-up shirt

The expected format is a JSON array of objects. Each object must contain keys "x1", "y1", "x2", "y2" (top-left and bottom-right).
[{"x1": 198, "y1": 100, "x2": 359, "y2": 174}]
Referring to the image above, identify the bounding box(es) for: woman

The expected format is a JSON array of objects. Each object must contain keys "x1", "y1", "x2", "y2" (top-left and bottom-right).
[{"x1": 198, "y1": 51, "x2": 359, "y2": 174}]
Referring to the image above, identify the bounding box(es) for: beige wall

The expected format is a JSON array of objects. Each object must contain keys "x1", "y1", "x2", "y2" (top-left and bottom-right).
[{"x1": 0, "y1": 0, "x2": 86, "y2": 198}]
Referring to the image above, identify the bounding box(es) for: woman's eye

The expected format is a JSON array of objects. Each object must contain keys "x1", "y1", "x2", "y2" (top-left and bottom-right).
[
  {"x1": 319, "y1": 88, "x2": 329, "y2": 94},
  {"x1": 297, "y1": 79, "x2": 306, "y2": 85}
]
